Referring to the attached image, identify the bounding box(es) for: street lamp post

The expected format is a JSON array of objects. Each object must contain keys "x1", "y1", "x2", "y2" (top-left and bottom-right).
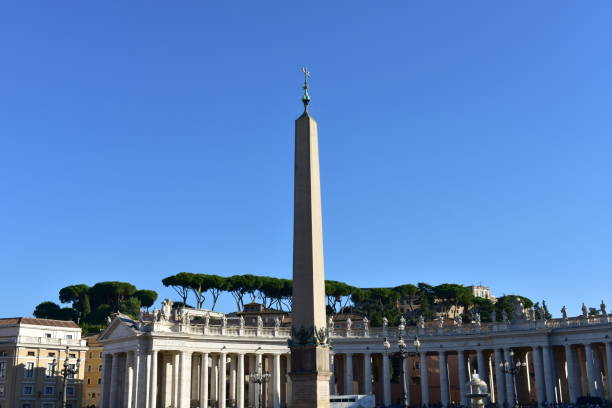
[
  {"x1": 383, "y1": 335, "x2": 420, "y2": 408},
  {"x1": 498, "y1": 349, "x2": 526, "y2": 408},
  {"x1": 246, "y1": 362, "x2": 271, "y2": 408},
  {"x1": 51, "y1": 346, "x2": 81, "y2": 408}
]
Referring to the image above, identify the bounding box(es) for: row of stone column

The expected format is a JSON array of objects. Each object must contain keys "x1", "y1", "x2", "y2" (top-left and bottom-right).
[
  {"x1": 332, "y1": 341, "x2": 612, "y2": 406},
  {"x1": 101, "y1": 350, "x2": 291, "y2": 408}
]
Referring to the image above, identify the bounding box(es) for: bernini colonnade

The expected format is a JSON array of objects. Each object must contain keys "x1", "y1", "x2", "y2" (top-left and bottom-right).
[{"x1": 98, "y1": 311, "x2": 612, "y2": 408}]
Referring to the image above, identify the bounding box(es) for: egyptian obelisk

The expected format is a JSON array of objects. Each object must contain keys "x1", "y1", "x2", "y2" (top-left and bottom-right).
[{"x1": 289, "y1": 67, "x2": 331, "y2": 408}]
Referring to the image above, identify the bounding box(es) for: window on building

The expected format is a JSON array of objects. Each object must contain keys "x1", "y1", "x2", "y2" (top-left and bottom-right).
[
  {"x1": 98, "y1": 365, "x2": 102, "y2": 371},
  {"x1": 88, "y1": 365, "x2": 92, "y2": 372},
  {"x1": 24, "y1": 362, "x2": 34, "y2": 378},
  {"x1": 92, "y1": 392, "x2": 96, "y2": 398},
  {"x1": 67, "y1": 364, "x2": 76, "y2": 379},
  {"x1": 89, "y1": 352, "x2": 92, "y2": 358},
  {"x1": 45, "y1": 385, "x2": 54, "y2": 394},
  {"x1": 27, "y1": 351, "x2": 35, "y2": 356},
  {"x1": 48, "y1": 352, "x2": 55, "y2": 357},
  {"x1": 0, "y1": 361, "x2": 6, "y2": 379},
  {"x1": 45, "y1": 333, "x2": 52, "y2": 338},
  {"x1": 87, "y1": 378, "x2": 91, "y2": 384},
  {"x1": 46, "y1": 362, "x2": 55, "y2": 377},
  {"x1": 0, "y1": 384, "x2": 4, "y2": 396},
  {"x1": 97, "y1": 378, "x2": 101, "y2": 384},
  {"x1": 0, "y1": 351, "x2": 6, "y2": 357},
  {"x1": 99, "y1": 352, "x2": 103, "y2": 358},
  {"x1": 23, "y1": 385, "x2": 33, "y2": 395},
  {"x1": 66, "y1": 334, "x2": 73, "y2": 340},
  {"x1": 69, "y1": 353, "x2": 76, "y2": 358},
  {"x1": 66, "y1": 386, "x2": 74, "y2": 396}
]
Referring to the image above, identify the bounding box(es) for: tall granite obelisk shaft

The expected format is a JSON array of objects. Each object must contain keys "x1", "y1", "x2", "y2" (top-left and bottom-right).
[{"x1": 289, "y1": 68, "x2": 331, "y2": 408}]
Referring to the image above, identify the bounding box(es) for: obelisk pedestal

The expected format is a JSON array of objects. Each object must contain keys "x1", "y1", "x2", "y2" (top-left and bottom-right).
[{"x1": 289, "y1": 109, "x2": 331, "y2": 408}]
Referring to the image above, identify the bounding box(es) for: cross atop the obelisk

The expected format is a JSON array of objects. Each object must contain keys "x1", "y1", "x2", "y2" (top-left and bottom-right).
[{"x1": 301, "y1": 66, "x2": 311, "y2": 112}]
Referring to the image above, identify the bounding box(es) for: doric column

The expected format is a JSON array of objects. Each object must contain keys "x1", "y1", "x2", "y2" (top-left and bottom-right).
[
  {"x1": 100, "y1": 354, "x2": 111, "y2": 408},
  {"x1": 255, "y1": 354, "x2": 262, "y2": 408},
  {"x1": 211, "y1": 355, "x2": 219, "y2": 406},
  {"x1": 149, "y1": 350, "x2": 158, "y2": 408},
  {"x1": 382, "y1": 352, "x2": 391, "y2": 406},
  {"x1": 542, "y1": 345, "x2": 556, "y2": 403},
  {"x1": 237, "y1": 353, "x2": 245, "y2": 408},
  {"x1": 458, "y1": 350, "x2": 468, "y2": 406},
  {"x1": 272, "y1": 353, "x2": 281, "y2": 408},
  {"x1": 584, "y1": 343, "x2": 597, "y2": 396},
  {"x1": 476, "y1": 349, "x2": 486, "y2": 380},
  {"x1": 532, "y1": 346, "x2": 546, "y2": 405},
  {"x1": 285, "y1": 354, "x2": 292, "y2": 403},
  {"x1": 200, "y1": 353, "x2": 210, "y2": 408},
  {"x1": 125, "y1": 351, "x2": 135, "y2": 408},
  {"x1": 110, "y1": 353, "x2": 121, "y2": 408},
  {"x1": 164, "y1": 353, "x2": 174, "y2": 408},
  {"x1": 192, "y1": 352, "x2": 200, "y2": 401},
  {"x1": 493, "y1": 349, "x2": 505, "y2": 406},
  {"x1": 564, "y1": 345, "x2": 577, "y2": 403},
  {"x1": 219, "y1": 352, "x2": 227, "y2": 408},
  {"x1": 503, "y1": 348, "x2": 515, "y2": 406},
  {"x1": 420, "y1": 351, "x2": 430, "y2": 406},
  {"x1": 173, "y1": 353, "x2": 180, "y2": 407},
  {"x1": 605, "y1": 343, "x2": 612, "y2": 401},
  {"x1": 179, "y1": 351, "x2": 192, "y2": 408},
  {"x1": 344, "y1": 353, "x2": 354, "y2": 395},
  {"x1": 135, "y1": 349, "x2": 147, "y2": 408},
  {"x1": 438, "y1": 351, "x2": 449, "y2": 406},
  {"x1": 363, "y1": 353, "x2": 372, "y2": 395},
  {"x1": 230, "y1": 355, "x2": 237, "y2": 403},
  {"x1": 402, "y1": 354, "x2": 411, "y2": 406},
  {"x1": 329, "y1": 352, "x2": 336, "y2": 395},
  {"x1": 248, "y1": 355, "x2": 256, "y2": 407}
]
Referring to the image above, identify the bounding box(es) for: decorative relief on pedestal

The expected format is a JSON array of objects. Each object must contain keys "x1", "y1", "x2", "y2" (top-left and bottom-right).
[{"x1": 288, "y1": 326, "x2": 330, "y2": 348}]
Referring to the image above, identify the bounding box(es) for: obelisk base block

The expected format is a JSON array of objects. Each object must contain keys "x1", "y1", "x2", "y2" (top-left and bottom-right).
[
  {"x1": 289, "y1": 346, "x2": 331, "y2": 408},
  {"x1": 289, "y1": 372, "x2": 331, "y2": 408}
]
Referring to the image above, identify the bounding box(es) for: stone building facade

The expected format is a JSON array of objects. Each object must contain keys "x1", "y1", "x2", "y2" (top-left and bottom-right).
[
  {"x1": 98, "y1": 308, "x2": 612, "y2": 408},
  {"x1": 0, "y1": 317, "x2": 87, "y2": 408}
]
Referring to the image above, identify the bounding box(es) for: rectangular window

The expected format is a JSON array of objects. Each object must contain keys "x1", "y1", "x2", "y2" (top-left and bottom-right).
[
  {"x1": 0, "y1": 384, "x2": 4, "y2": 396},
  {"x1": 89, "y1": 352, "x2": 92, "y2": 358},
  {"x1": 46, "y1": 363, "x2": 55, "y2": 377},
  {"x1": 66, "y1": 335, "x2": 73, "y2": 340},
  {"x1": 23, "y1": 385, "x2": 33, "y2": 395},
  {"x1": 45, "y1": 333, "x2": 52, "y2": 338},
  {"x1": 66, "y1": 386, "x2": 74, "y2": 396},
  {"x1": 24, "y1": 362, "x2": 34, "y2": 378},
  {"x1": 67, "y1": 364, "x2": 76, "y2": 379},
  {"x1": 99, "y1": 352, "x2": 103, "y2": 358},
  {"x1": 97, "y1": 378, "x2": 101, "y2": 384},
  {"x1": 0, "y1": 361, "x2": 6, "y2": 379},
  {"x1": 98, "y1": 365, "x2": 102, "y2": 371},
  {"x1": 27, "y1": 351, "x2": 35, "y2": 356},
  {"x1": 48, "y1": 352, "x2": 55, "y2": 357},
  {"x1": 69, "y1": 353, "x2": 76, "y2": 358},
  {"x1": 87, "y1": 365, "x2": 91, "y2": 372},
  {"x1": 87, "y1": 378, "x2": 91, "y2": 384},
  {"x1": 45, "y1": 385, "x2": 54, "y2": 394},
  {"x1": 0, "y1": 350, "x2": 7, "y2": 356}
]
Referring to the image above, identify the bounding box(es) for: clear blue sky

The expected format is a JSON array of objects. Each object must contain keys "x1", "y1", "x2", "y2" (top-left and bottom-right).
[{"x1": 1, "y1": 1, "x2": 611, "y2": 318}]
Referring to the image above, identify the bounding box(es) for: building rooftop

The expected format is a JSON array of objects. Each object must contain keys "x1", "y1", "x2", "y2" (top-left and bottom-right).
[{"x1": 0, "y1": 317, "x2": 79, "y2": 328}]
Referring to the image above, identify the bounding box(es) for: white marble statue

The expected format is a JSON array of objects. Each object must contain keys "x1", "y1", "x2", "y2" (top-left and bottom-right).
[
  {"x1": 345, "y1": 318, "x2": 352, "y2": 332},
  {"x1": 582, "y1": 303, "x2": 589, "y2": 319},
  {"x1": 239, "y1": 315, "x2": 245, "y2": 328},
  {"x1": 561, "y1": 306, "x2": 568, "y2": 320},
  {"x1": 601, "y1": 300, "x2": 607, "y2": 316},
  {"x1": 512, "y1": 297, "x2": 525, "y2": 320},
  {"x1": 328, "y1": 315, "x2": 334, "y2": 329},
  {"x1": 204, "y1": 313, "x2": 210, "y2": 327},
  {"x1": 436, "y1": 315, "x2": 444, "y2": 329},
  {"x1": 274, "y1": 316, "x2": 281, "y2": 329},
  {"x1": 454, "y1": 315, "x2": 462, "y2": 327},
  {"x1": 161, "y1": 299, "x2": 173, "y2": 321},
  {"x1": 529, "y1": 307, "x2": 536, "y2": 321},
  {"x1": 398, "y1": 316, "x2": 406, "y2": 331},
  {"x1": 152, "y1": 308, "x2": 160, "y2": 322},
  {"x1": 474, "y1": 313, "x2": 481, "y2": 327},
  {"x1": 382, "y1": 316, "x2": 389, "y2": 329},
  {"x1": 221, "y1": 315, "x2": 227, "y2": 327},
  {"x1": 418, "y1": 315, "x2": 425, "y2": 329},
  {"x1": 362, "y1": 316, "x2": 369, "y2": 330},
  {"x1": 257, "y1": 315, "x2": 263, "y2": 329},
  {"x1": 502, "y1": 310, "x2": 509, "y2": 324}
]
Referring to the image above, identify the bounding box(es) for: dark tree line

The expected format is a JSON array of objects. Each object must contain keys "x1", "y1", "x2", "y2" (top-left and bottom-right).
[{"x1": 33, "y1": 281, "x2": 158, "y2": 332}]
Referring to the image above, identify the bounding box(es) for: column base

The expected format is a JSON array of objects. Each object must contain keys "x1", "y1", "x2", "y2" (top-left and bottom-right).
[{"x1": 289, "y1": 372, "x2": 331, "y2": 408}]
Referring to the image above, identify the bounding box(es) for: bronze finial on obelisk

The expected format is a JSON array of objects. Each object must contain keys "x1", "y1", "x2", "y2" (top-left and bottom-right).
[{"x1": 289, "y1": 68, "x2": 331, "y2": 408}]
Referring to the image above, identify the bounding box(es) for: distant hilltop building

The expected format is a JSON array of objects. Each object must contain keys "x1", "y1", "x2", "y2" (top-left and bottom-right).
[{"x1": 467, "y1": 285, "x2": 497, "y2": 303}]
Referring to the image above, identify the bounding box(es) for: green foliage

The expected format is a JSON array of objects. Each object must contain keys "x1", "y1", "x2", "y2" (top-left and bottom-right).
[
  {"x1": 34, "y1": 301, "x2": 62, "y2": 319},
  {"x1": 433, "y1": 284, "x2": 473, "y2": 318},
  {"x1": 472, "y1": 297, "x2": 495, "y2": 322},
  {"x1": 495, "y1": 295, "x2": 534, "y2": 320},
  {"x1": 119, "y1": 297, "x2": 141, "y2": 318},
  {"x1": 133, "y1": 290, "x2": 158, "y2": 310}
]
